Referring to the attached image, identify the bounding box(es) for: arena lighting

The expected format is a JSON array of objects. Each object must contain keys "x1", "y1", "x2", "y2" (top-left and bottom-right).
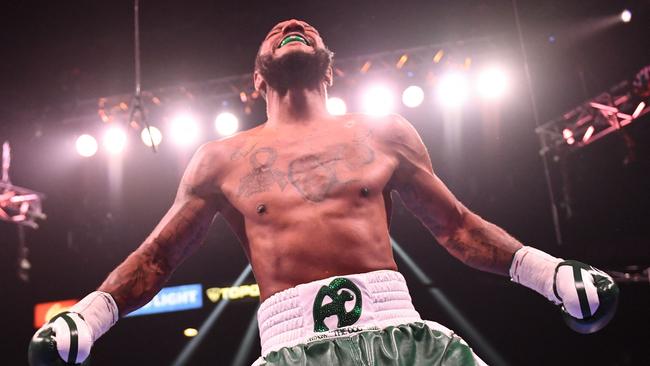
[
  {"x1": 103, "y1": 127, "x2": 127, "y2": 154},
  {"x1": 183, "y1": 328, "x2": 198, "y2": 338},
  {"x1": 326, "y1": 97, "x2": 347, "y2": 116},
  {"x1": 582, "y1": 125, "x2": 595, "y2": 143},
  {"x1": 362, "y1": 85, "x2": 395, "y2": 116},
  {"x1": 214, "y1": 112, "x2": 239, "y2": 136},
  {"x1": 632, "y1": 102, "x2": 646, "y2": 119},
  {"x1": 170, "y1": 114, "x2": 200, "y2": 146},
  {"x1": 75, "y1": 134, "x2": 98, "y2": 157},
  {"x1": 402, "y1": 85, "x2": 425, "y2": 108},
  {"x1": 476, "y1": 66, "x2": 509, "y2": 100},
  {"x1": 436, "y1": 72, "x2": 469, "y2": 108},
  {"x1": 140, "y1": 126, "x2": 162, "y2": 147},
  {"x1": 620, "y1": 9, "x2": 632, "y2": 23},
  {"x1": 562, "y1": 128, "x2": 576, "y2": 145}
]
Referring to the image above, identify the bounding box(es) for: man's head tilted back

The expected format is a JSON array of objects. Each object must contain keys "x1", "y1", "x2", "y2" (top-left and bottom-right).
[{"x1": 254, "y1": 19, "x2": 334, "y2": 98}]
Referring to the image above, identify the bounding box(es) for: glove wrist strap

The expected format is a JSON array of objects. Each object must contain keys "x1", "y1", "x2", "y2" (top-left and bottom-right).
[
  {"x1": 69, "y1": 291, "x2": 119, "y2": 342},
  {"x1": 509, "y1": 246, "x2": 562, "y2": 304}
]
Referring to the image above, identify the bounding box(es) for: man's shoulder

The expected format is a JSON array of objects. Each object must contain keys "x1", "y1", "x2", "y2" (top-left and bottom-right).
[
  {"x1": 344, "y1": 113, "x2": 417, "y2": 145},
  {"x1": 198, "y1": 124, "x2": 265, "y2": 160}
]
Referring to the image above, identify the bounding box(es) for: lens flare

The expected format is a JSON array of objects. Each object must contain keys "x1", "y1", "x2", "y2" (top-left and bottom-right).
[
  {"x1": 477, "y1": 67, "x2": 509, "y2": 100},
  {"x1": 141, "y1": 126, "x2": 162, "y2": 147},
  {"x1": 437, "y1": 72, "x2": 469, "y2": 108},
  {"x1": 327, "y1": 97, "x2": 347, "y2": 116},
  {"x1": 214, "y1": 112, "x2": 239, "y2": 136},
  {"x1": 170, "y1": 114, "x2": 200, "y2": 146},
  {"x1": 362, "y1": 85, "x2": 394, "y2": 116},
  {"x1": 402, "y1": 85, "x2": 424, "y2": 108},
  {"x1": 103, "y1": 127, "x2": 127, "y2": 155},
  {"x1": 75, "y1": 134, "x2": 98, "y2": 157}
]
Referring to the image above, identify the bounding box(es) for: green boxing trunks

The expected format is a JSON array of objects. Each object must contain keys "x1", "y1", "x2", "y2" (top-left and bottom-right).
[{"x1": 253, "y1": 270, "x2": 486, "y2": 366}]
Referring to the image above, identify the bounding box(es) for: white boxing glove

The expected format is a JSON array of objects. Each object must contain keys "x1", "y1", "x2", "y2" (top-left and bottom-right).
[
  {"x1": 509, "y1": 246, "x2": 619, "y2": 333},
  {"x1": 29, "y1": 291, "x2": 119, "y2": 365}
]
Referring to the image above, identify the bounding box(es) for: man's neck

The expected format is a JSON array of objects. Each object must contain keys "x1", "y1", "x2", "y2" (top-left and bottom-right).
[{"x1": 265, "y1": 85, "x2": 329, "y2": 128}]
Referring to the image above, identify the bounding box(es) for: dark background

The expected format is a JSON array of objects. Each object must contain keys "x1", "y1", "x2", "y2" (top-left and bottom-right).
[{"x1": 1, "y1": 1, "x2": 649, "y2": 365}]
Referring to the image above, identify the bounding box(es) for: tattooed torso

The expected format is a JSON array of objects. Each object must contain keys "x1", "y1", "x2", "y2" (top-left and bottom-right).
[{"x1": 216, "y1": 115, "x2": 402, "y2": 300}]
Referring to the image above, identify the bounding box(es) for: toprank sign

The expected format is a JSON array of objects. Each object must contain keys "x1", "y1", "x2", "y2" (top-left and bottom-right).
[{"x1": 206, "y1": 284, "x2": 259, "y2": 303}]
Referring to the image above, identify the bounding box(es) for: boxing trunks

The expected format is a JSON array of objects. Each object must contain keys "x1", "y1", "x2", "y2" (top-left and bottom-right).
[{"x1": 253, "y1": 270, "x2": 486, "y2": 365}]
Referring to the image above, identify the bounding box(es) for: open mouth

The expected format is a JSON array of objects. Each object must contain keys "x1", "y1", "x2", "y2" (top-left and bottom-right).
[{"x1": 278, "y1": 34, "x2": 310, "y2": 48}]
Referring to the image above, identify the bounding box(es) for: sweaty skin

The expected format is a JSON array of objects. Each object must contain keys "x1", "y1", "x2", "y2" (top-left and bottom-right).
[{"x1": 99, "y1": 20, "x2": 522, "y2": 314}]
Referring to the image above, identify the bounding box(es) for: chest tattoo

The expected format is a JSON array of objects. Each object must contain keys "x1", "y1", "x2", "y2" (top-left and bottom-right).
[
  {"x1": 288, "y1": 143, "x2": 375, "y2": 202},
  {"x1": 236, "y1": 143, "x2": 375, "y2": 202},
  {"x1": 237, "y1": 147, "x2": 288, "y2": 197}
]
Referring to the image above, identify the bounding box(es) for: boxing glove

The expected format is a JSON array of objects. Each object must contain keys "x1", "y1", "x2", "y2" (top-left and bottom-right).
[
  {"x1": 29, "y1": 312, "x2": 92, "y2": 366},
  {"x1": 510, "y1": 247, "x2": 619, "y2": 334},
  {"x1": 28, "y1": 291, "x2": 119, "y2": 366},
  {"x1": 554, "y1": 260, "x2": 619, "y2": 333}
]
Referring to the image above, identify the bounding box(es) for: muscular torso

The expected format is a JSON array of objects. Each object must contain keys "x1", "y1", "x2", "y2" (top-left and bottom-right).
[{"x1": 214, "y1": 115, "x2": 400, "y2": 301}]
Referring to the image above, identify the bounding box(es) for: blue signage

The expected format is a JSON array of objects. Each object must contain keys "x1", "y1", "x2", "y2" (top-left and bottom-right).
[{"x1": 127, "y1": 284, "x2": 203, "y2": 317}]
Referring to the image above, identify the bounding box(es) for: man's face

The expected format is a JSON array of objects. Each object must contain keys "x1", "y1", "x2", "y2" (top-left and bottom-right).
[
  {"x1": 254, "y1": 19, "x2": 333, "y2": 96},
  {"x1": 258, "y1": 19, "x2": 326, "y2": 58}
]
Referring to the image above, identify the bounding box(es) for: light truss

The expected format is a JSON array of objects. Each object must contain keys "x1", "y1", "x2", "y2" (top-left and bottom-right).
[
  {"x1": 537, "y1": 65, "x2": 650, "y2": 155},
  {"x1": 59, "y1": 36, "x2": 501, "y2": 127}
]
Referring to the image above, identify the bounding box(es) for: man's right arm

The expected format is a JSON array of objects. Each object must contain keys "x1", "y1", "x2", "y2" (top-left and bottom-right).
[
  {"x1": 29, "y1": 142, "x2": 228, "y2": 365},
  {"x1": 99, "y1": 142, "x2": 225, "y2": 315}
]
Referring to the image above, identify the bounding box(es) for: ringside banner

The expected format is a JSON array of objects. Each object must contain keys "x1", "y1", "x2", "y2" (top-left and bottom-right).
[
  {"x1": 34, "y1": 299, "x2": 78, "y2": 328},
  {"x1": 127, "y1": 283, "x2": 203, "y2": 317}
]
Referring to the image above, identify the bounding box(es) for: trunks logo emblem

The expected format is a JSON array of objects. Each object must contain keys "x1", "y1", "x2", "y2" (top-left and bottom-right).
[{"x1": 312, "y1": 278, "x2": 362, "y2": 332}]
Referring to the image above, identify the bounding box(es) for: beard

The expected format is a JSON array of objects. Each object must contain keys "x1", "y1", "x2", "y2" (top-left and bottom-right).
[{"x1": 255, "y1": 47, "x2": 334, "y2": 96}]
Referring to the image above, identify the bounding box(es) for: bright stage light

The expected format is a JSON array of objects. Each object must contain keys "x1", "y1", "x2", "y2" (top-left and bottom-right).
[
  {"x1": 183, "y1": 328, "x2": 198, "y2": 338},
  {"x1": 620, "y1": 9, "x2": 632, "y2": 23},
  {"x1": 362, "y1": 85, "x2": 394, "y2": 116},
  {"x1": 141, "y1": 126, "x2": 162, "y2": 147},
  {"x1": 103, "y1": 127, "x2": 127, "y2": 154},
  {"x1": 75, "y1": 134, "x2": 98, "y2": 157},
  {"x1": 214, "y1": 112, "x2": 239, "y2": 136},
  {"x1": 170, "y1": 114, "x2": 200, "y2": 146},
  {"x1": 402, "y1": 85, "x2": 424, "y2": 108},
  {"x1": 327, "y1": 97, "x2": 347, "y2": 116},
  {"x1": 437, "y1": 72, "x2": 469, "y2": 108},
  {"x1": 477, "y1": 66, "x2": 509, "y2": 100}
]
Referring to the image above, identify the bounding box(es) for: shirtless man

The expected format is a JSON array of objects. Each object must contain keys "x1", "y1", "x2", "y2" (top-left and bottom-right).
[{"x1": 29, "y1": 19, "x2": 618, "y2": 366}]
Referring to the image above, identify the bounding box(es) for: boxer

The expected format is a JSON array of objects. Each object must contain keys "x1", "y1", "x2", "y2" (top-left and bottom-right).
[{"x1": 29, "y1": 19, "x2": 617, "y2": 365}]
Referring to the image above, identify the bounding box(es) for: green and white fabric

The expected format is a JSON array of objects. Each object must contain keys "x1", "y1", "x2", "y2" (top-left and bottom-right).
[{"x1": 254, "y1": 270, "x2": 485, "y2": 365}]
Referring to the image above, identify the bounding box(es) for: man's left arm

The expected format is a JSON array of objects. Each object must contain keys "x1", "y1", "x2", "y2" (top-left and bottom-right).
[
  {"x1": 383, "y1": 114, "x2": 618, "y2": 333},
  {"x1": 382, "y1": 114, "x2": 519, "y2": 275}
]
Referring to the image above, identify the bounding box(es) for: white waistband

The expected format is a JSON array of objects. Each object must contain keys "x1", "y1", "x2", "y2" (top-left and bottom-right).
[{"x1": 257, "y1": 270, "x2": 422, "y2": 356}]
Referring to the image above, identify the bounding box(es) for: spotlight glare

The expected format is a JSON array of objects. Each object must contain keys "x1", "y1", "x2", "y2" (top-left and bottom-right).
[
  {"x1": 326, "y1": 97, "x2": 347, "y2": 116},
  {"x1": 437, "y1": 72, "x2": 469, "y2": 108},
  {"x1": 170, "y1": 114, "x2": 200, "y2": 146},
  {"x1": 620, "y1": 9, "x2": 632, "y2": 23},
  {"x1": 183, "y1": 328, "x2": 198, "y2": 338},
  {"x1": 103, "y1": 127, "x2": 127, "y2": 154},
  {"x1": 141, "y1": 126, "x2": 162, "y2": 147},
  {"x1": 362, "y1": 85, "x2": 394, "y2": 116},
  {"x1": 214, "y1": 112, "x2": 239, "y2": 136},
  {"x1": 402, "y1": 85, "x2": 424, "y2": 108},
  {"x1": 75, "y1": 134, "x2": 98, "y2": 157},
  {"x1": 477, "y1": 66, "x2": 509, "y2": 100}
]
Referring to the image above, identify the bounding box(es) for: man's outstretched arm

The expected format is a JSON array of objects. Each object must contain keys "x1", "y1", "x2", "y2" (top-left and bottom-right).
[
  {"x1": 383, "y1": 114, "x2": 617, "y2": 334},
  {"x1": 385, "y1": 115, "x2": 520, "y2": 275},
  {"x1": 29, "y1": 143, "x2": 226, "y2": 365},
  {"x1": 99, "y1": 142, "x2": 225, "y2": 314}
]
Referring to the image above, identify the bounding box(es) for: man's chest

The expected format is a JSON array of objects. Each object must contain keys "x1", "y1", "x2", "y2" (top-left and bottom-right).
[{"x1": 220, "y1": 128, "x2": 398, "y2": 216}]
